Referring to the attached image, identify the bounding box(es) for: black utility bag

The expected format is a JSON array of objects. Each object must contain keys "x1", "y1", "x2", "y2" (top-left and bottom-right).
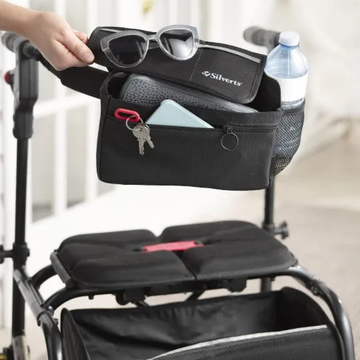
[
  {"x1": 62, "y1": 288, "x2": 343, "y2": 360},
  {"x1": 87, "y1": 26, "x2": 305, "y2": 191}
]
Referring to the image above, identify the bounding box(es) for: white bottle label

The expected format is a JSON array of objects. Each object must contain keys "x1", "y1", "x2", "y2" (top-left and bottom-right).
[{"x1": 268, "y1": 73, "x2": 308, "y2": 103}]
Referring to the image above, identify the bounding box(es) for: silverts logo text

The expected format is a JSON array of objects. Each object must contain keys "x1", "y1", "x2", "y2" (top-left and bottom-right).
[{"x1": 201, "y1": 71, "x2": 242, "y2": 87}]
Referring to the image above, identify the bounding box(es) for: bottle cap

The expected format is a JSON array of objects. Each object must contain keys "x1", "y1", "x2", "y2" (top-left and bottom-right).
[{"x1": 279, "y1": 31, "x2": 300, "y2": 47}]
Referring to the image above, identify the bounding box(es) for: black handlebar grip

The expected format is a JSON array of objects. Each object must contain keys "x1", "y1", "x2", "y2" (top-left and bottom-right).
[
  {"x1": 243, "y1": 26, "x2": 280, "y2": 51},
  {"x1": 1, "y1": 32, "x2": 21, "y2": 52},
  {"x1": 2, "y1": 32, "x2": 64, "y2": 82},
  {"x1": 22, "y1": 42, "x2": 41, "y2": 60},
  {"x1": 1, "y1": 31, "x2": 41, "y2": 60}
]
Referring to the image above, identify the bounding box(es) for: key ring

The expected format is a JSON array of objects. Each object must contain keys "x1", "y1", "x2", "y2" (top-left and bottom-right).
[{"x1": 125, "y1": 116, "x2": 145, "y2": 131}]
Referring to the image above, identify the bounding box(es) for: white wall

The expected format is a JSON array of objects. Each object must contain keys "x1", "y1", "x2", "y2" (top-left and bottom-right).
[{"x1": 238, "y1": 0, "x2": 360, "y2": 156}]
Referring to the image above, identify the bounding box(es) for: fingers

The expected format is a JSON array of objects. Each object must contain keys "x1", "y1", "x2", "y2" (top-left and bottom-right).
[
  {"x1": 73, "y1": 30, "x2": 88, "y2": 44},
  {"x1": 63, "y1": 30, "x2": 94, "y2": 64},
  {"x1": 23, "y1": 11, "x2": 95, "y2": 71},
  {"x1": 51, "y1": 41, "x2": 92, "y2": 71}
]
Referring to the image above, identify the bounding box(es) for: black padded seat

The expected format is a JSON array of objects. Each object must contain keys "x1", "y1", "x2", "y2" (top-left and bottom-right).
[{"x1": 52, "y1": 221, "x2": 296, "y2": 290}]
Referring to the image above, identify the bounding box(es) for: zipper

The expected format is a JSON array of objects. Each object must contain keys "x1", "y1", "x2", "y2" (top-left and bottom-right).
[
  {"x1": 221, "y1": 125, "x2": 239, "y2": 151},
  {"x1": 108, "y1": 111, "x2": 277, "y2": 152},
  {"x1": 108, "y1": 110, "x2": 276, "y2": 133},
  {"x1": 148, "y1": 121, "x2": 276, "y2": 133}
]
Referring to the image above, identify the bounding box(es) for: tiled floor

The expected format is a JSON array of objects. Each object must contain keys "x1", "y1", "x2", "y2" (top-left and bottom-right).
[{"x1": 1, "y1": 125, "x2": 359, "y2": 359}]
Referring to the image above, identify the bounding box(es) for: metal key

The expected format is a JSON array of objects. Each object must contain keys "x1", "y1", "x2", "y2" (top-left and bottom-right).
[
  {"x1": 132, "y1": 123, "x2": 154, "y2": 155},
  {"x1": 141, "y1": 124, "x2": 154, "y2": 148}
]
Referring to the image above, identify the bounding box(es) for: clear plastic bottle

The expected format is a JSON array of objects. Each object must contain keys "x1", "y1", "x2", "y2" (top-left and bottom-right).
[{"x1": 265, "y1": 31, "x2": 308, "y2": 109}]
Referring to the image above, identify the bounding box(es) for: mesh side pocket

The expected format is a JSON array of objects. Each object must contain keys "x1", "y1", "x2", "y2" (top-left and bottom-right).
[
  {"x1": 61, "y1": 309, "x2": 90, "y2": 360},
  {"x1": 272, "y1": 109, "x2": 305, "y2": 175}
]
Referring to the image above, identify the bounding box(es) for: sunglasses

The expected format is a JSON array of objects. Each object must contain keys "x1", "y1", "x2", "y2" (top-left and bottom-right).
[
  {"x1": 100, "y1": 25, "x2": 260, "y2": 68},
  {"x1": 101, "y1": 25, "x2": 200, "y2": 68}
]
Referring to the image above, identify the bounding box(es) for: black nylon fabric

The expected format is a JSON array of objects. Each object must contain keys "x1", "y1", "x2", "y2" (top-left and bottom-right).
[
  {"x1": 98, "y1": 114, "x2": 278, "y2": 190},
  {"x1": 61, "y1": 309, "x2": 90, "y2": 360},
  {"x1": 153, "y1": 331, "x2": 341, "y2": 360},
  {"x1": 159, "y1": 220, "x2": 263, "y2": 241},
  {"x1": 54, "y1": 221, "x2": 295, "y2": 289},
  {"x1": 87, "y1": 26, "x2": 266, "y2": 104},
  {"x1": 97, "y1": 72, "x2": 283, "y2": 191},
  {"x1": 272, "y1": 106, "x2": 305, "y2": 175},
  {"x1": 64, "y1": 288, "x2": 341, "y2": 360}
]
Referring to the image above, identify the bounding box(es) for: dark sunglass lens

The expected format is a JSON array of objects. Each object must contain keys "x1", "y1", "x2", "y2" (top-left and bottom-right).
[
  {"x1": 160, "y1": 29, "x2": 194, "y2": 59},
  {"x1": 109, "y1": 35, "x2": 146, "y2": 65}
]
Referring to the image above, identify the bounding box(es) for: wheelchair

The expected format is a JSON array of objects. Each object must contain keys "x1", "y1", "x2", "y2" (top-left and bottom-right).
[{"x1": 0, "y1": 25, "x2": 355, "y2": 360}]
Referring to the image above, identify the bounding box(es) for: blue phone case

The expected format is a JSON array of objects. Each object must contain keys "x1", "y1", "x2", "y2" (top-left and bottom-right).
[{"x1": 146, "y1": 100, "x2": 214, "y2": 128}]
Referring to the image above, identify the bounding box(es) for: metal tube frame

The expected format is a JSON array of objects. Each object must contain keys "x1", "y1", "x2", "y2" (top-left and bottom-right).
[
  {"x1": 12, "y1": 140, "x2": 29, "y2": 339},
  {"x1": 280, "y1": 265, "x2": 355, "y2": 360},
  {"x1": 14, "y1": 268, "x2": 63, "y2": 360},
  {"x1": 32, "y1": 265, "x2": 56, "y2": 290},
  {"x1": 260, "y1": 181, "x2": 276, "y2": 291},
  {"x1": 20, "y1": 262, "x2": 355, "y2": 360}
]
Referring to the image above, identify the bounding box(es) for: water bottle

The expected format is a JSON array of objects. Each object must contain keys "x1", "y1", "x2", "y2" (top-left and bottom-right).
[{"x1": 265, "y1": 31, "x2": 308, "y2": 109}]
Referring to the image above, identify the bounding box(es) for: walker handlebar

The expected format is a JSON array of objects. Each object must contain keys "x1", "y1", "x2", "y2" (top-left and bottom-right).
[
  {"x1": 1, "y1": 27, "x2": 282, "y2": 105},
  {"x1": 243, "y1": 26, "x2": 280, "y2": 52},
  {"x1": 1, "y1": 32, "x2": 59, "y2": 77},
  {"x1": 1, "y1": 32, "x2": 39, "y2": 58}
]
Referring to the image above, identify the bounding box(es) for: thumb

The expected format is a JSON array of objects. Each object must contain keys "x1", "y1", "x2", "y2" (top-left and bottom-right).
[{"x1": 64, "y1": 32, "x2": 94, "y2": 63}]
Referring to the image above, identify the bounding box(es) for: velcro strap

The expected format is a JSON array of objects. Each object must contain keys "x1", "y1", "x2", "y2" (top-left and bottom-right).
[
  {"x1": 40, "y1": 56, "x2": 107, "y2": 98},
  {"x1": 141, "y1": 241, "x2": 203, "y2": 252}
]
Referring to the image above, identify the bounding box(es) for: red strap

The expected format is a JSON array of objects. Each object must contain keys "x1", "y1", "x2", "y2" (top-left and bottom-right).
[{"x1": 142, "y1": 241, "x2": 203, "y2": 253}]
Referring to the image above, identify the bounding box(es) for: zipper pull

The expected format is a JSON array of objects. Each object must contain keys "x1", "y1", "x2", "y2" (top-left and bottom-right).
[{"x1": 221, "y1": 126, "x2": 239, "y2": 151}]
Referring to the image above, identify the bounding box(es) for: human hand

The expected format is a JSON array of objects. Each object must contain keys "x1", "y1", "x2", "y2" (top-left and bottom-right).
[{"x1": 23, "y1": 11, "x2": 95, "y2": 71}]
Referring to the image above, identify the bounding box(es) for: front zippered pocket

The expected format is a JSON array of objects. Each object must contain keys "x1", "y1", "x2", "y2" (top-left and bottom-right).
[
  {"x1": 109, "y1": 114, "x2": 277, "y2": 154},
  {"x1": 99, "y1": 112, "x2": 278, "y2": 190}
]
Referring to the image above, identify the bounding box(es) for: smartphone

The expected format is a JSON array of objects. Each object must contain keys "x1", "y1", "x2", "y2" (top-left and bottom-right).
[{"x1": 146, "y1": 100, "x2": 214, "y2": 128}]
